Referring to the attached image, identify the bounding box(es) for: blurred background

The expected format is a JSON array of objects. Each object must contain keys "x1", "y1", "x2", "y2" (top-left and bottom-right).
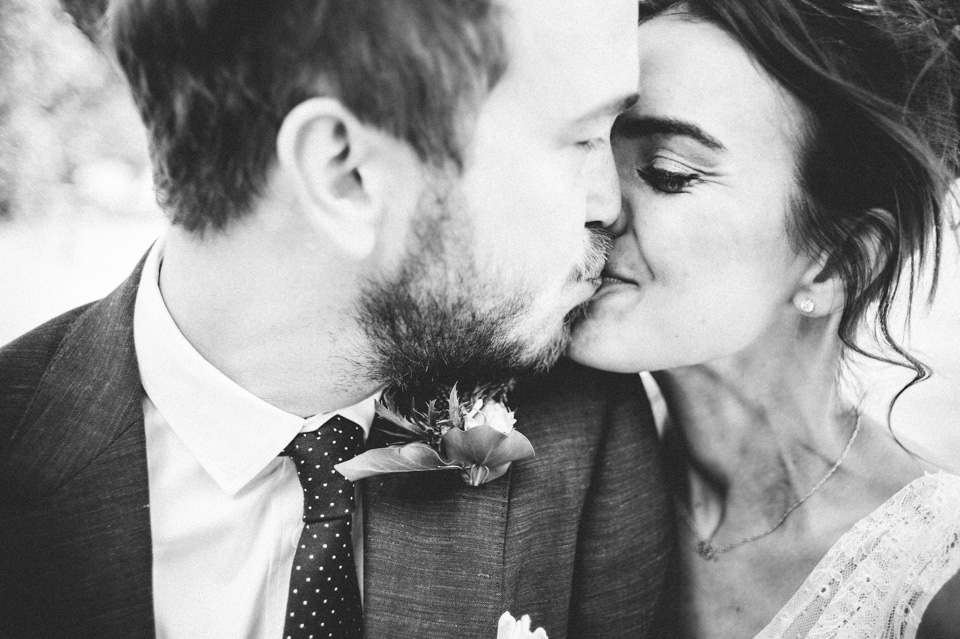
[
  {"x1": 0, "y1": 0, "x2": 163, "y2": 342},
  {"x1": 1, "y1": 0, "x2": 958, "y2": 467}
]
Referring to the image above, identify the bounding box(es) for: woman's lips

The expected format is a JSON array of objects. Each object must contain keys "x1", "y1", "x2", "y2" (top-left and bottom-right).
[{"x1": 599, "y1": 270, "x2": 637, "y2": 287}]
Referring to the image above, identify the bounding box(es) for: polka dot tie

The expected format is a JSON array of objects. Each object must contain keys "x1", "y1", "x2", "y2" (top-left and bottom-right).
[{"x1": 281, "y1": 415, "x2": 364, "y2": 639}]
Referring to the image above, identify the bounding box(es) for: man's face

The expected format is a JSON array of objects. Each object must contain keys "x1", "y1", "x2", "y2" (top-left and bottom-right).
[{"x1": 360, "y1": 0, "x2": 639, "y2": 393}]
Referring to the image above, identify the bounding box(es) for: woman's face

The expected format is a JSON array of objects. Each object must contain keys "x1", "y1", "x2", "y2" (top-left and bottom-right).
[{"x1": 569, "y1": 13, "x2": 814, "y2": 372}]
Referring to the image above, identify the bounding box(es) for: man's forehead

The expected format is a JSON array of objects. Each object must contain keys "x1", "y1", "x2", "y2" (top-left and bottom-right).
[
  {"x1": 498, "y1": 0, "x2": 637, "y2": 56},
  {"x1": 495, "y1": 0, "x2": 639, "y2": 110}
]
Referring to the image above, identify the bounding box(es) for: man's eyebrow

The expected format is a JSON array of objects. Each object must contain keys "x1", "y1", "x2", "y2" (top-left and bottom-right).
[
  {"x1": 614, "y1": 115, "x2": 726, "y2": 151},
  {"x1": 577, "y1": 93, "x2": 641, "y2": 123}
]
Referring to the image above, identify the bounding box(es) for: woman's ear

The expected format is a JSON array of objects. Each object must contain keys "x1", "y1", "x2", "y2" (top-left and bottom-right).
[
  {"x1": 792, "y1": 254, "x2": 843, "y2": 318},
  {"x1": 276, "y1": 97, "x2": 380, "y2": 259},
  {"x1": 792, "y1": 208, "x2": 894, "y2": 317}
]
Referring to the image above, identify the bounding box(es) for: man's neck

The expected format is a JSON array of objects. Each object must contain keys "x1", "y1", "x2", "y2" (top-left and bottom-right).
[{"x1": 158, "y1": 223, "x2": 377, "y2": 417}]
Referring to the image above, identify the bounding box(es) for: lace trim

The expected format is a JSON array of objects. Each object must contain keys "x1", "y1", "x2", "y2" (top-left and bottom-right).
[{"x1": 756, "y1": 472, "x2": 960, "y2": 639}]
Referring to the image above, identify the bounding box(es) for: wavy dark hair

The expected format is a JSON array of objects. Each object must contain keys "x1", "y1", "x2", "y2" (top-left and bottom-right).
[{"x1": 639, "y1": 0, "x2": 960, "y2": 394}]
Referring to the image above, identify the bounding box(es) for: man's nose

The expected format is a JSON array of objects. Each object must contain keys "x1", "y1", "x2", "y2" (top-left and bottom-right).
[{"x1": 584, "y1": 145, "x2": 621, "y2": 228}]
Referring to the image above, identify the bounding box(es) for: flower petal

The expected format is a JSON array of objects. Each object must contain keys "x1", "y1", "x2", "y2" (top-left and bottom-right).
[
  {"x1": 334, "y1": 443, "x2": 459, "y2": 481},
  {"x1": 483, "y1": 430, "x2": 535, "y2": 467},
  {"x1": 441, "y1": 423, "x2": 505, "y2": 466},
  {"x1": 478, "y1": 401, "x2": 516, "y2": 434},
  {"x1": 442, "y1": 424, "x2": 536, "y2": 468}
]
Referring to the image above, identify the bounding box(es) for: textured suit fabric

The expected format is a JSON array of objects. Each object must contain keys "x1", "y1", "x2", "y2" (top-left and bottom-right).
[
  {"x1": 0, "y1": 278, "x2": 154, "y2": 639},
  {"x1": 0, "y1": 261, "x2": 672, "y2": 639},
  {"x1": 360, "y1": 361, "x2": 672, "y2": 639}
]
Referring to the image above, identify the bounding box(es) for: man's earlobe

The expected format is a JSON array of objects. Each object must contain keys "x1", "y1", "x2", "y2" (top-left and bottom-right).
[{"x1": 276, "y1": 97, "x2": 379, "y2": 259}]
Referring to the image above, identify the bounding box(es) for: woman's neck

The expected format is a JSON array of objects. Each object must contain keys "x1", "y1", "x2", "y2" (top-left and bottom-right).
[{"x1": 653, "y1": 321, "x2": 859, "y2": 541}]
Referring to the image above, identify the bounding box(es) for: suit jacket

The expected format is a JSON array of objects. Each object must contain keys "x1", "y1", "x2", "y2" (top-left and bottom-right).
[{"x1": 0, "y1": 261, "x2": 671, "y2": 639}]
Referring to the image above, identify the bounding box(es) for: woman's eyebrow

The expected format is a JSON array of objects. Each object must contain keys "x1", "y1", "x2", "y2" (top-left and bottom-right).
[{"x1": 614, "y1": 115, "x2": 726, "y2": 151}]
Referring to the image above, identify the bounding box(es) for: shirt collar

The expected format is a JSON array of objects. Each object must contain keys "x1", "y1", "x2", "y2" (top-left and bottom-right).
[{"x1": 134, "y1": 236, "x2": 379, "y2": 496}]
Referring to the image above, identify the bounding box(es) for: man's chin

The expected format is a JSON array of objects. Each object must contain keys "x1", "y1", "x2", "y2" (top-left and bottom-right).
[
  {"x1": 523, "y1": 334, "x2": 568, "y2": 374},
  {"x1": 513, "y1": 305, "x2": 585, "y2": 374}
]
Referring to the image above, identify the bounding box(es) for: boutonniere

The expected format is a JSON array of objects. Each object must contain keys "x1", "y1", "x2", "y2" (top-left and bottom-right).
[{"x1": 335, "y1": 381, "x2": 535, "y2": 486}]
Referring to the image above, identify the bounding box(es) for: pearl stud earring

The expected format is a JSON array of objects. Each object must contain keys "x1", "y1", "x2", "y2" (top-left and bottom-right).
[{"x1": 799, "y1": 299, "x2": 815, "y2": 314}]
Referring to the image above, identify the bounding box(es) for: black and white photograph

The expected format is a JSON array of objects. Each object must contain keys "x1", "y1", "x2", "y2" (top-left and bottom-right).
[{"x1": 1, "y1": 0, "x2": 959, "y2": 637}]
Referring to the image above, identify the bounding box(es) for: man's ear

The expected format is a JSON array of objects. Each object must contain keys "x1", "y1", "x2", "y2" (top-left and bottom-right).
[
  {"x1": 276, "y1": 97, "x2": 380, "y2": 259},
  {"x1": 791, "y1": 208, "x2": 894, "y2": 317}
]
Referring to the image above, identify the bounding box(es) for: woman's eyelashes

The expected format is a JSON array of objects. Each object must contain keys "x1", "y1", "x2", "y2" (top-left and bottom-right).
[{"x1": 636, "y1": 158, "x2": 701, "y2": 194}]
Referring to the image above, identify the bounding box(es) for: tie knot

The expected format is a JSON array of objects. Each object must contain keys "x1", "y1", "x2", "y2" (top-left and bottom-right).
[{"x1": 283, "y1": 415, "x2": 365, "y2": 522}]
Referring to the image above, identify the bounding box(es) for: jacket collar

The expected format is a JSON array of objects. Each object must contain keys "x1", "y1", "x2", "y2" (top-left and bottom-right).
[
  {"x1": 4, "y1": 255, "x2": 147, "y2": 499},
  {"x1": 2, "y1": 255, "x2": 157, "y2": 638}
]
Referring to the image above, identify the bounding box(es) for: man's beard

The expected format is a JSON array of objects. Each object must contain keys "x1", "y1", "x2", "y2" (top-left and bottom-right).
[{"x1": 356, "y1": 183, "x2": 611, "y2": 399}]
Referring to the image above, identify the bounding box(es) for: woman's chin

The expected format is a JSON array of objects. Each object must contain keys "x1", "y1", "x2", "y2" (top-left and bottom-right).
[
  {"x1": 567, "y1": 321, "x2": 643, "y2": 373},
  {"x1": 568, "y1": 306, "x2": 704, "y2": 374},
  {"x1": 565, "y1": 282, "x2": 648, "y2": 372}
]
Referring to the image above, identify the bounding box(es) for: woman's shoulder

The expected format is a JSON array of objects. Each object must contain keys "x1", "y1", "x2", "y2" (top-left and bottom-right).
[
  {"x1": 866, "y1": 472, "x2": 960, "y2": 562},
  {"x1": 848, "y1": 471, "x2": 960, "y2": 536},
  {"x1": 888, "y1": 471, "x2": 960, "y2": 516},
  {"x1": 877, "y1": 472, "x2": 960, "y2": 637},
  {"x1": 905, "y1": 473, "x2": 960, "y2": 639},
  {"x1": 761, "y1": 472, "x2": 960, "y2": 638}
]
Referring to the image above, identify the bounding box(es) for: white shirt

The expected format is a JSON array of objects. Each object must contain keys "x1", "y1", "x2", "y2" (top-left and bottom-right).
[{"x1": 134, "y1": 238, "x2": 376, "y2": 639}]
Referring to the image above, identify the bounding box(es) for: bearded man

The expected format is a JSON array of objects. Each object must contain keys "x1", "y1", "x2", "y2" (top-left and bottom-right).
[{"x1": 0, "y1": 1, "x2": 670, "y2": 637}]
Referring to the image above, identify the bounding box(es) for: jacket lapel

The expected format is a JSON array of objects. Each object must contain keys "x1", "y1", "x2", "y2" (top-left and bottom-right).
[
  {"x1": 2, "y1": 259, "x2": 156, "y2": 638},
  {"x1": 4, "y1": 260, "x2": 147, "y2": 498},
  {"x1": 362, "y1": 468, "x2": 511, "y2": 638}
]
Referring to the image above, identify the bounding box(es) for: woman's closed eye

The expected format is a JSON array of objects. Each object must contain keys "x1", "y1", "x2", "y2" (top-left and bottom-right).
[{"x1": 636, "y1": 158, "x2": 700, "y2": 194}]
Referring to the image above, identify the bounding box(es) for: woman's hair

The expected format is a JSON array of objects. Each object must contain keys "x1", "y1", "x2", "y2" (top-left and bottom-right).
[{"x1": 639, "y1": 0, "x2": 960, "y2": 387}]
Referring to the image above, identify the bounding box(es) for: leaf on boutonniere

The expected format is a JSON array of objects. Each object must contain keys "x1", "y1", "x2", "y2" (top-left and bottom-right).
[
  {"x1": 371, "y1": 400, "x2": 426, "y2": 445},
  {"x1": 448, "y1": 385, "x2": 463, "y2": 430},
  {"x1": 374, "y1": 399, "x2": 416, "y2": 431},
  {"x1": 442, "y1": 424, "x2": 535, "y2": 486},
  {"x1": 334, "y1": 442, "x2": 460, "y2": 481}
]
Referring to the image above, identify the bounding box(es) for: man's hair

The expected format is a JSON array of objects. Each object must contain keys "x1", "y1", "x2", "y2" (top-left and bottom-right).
[{"x1": 109, "y1": 0, "x2": 506, "y2": 233}]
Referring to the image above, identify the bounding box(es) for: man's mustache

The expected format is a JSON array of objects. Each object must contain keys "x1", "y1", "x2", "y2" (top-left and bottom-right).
[{"x1": 575, "y1": 226, "x2": 614, "y2": 282}]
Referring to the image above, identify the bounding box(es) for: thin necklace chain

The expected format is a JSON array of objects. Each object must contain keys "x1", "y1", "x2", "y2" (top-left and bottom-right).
[{"x1": 675, "y1": 413, "x2": 862, "y2": 561}]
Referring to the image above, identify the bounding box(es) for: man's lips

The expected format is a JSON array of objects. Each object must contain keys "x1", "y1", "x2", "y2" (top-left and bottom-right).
[
  {"x1": 578, "y1": 268, "x2": 604, "y2": 286},
  {"x1": 599, "y1": 269, "x2": 637, "y2": 286}
]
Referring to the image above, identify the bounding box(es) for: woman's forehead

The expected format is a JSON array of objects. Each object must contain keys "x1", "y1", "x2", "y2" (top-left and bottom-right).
[{"x1": 634, "y1": 14, "x2": 808, "y2": 161}]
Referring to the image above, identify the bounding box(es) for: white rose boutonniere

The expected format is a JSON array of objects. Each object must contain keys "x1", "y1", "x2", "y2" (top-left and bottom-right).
[
  {"x1": 465, "y1": 400, "x2": 517, "y2": 434},
  {"x1": 335, "y1": 381, "x2": 534, "y2": 486}
]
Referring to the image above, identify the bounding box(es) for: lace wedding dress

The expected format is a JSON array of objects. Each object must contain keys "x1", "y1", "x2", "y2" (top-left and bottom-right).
[{"x1": 756, "y1": 472, "x2": 960, "y2": 639}]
